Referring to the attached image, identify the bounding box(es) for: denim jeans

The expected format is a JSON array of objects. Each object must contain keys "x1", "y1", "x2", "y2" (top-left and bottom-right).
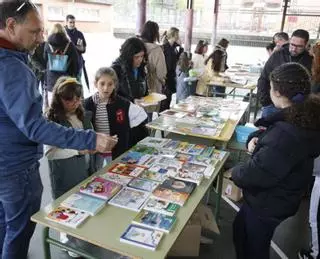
[{"x1": 0, "y1": 162, "x2": 43, "y2": 259}]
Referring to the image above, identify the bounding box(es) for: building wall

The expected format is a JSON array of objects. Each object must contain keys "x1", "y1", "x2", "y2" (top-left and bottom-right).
[{"x1": 34, "y1": 0, "x2": 113, "y2": 33}]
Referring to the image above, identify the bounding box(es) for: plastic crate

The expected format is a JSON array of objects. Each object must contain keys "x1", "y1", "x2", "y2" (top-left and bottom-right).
[{"x1": 235, "y1": 126, "x2": 257, "y2": 143}]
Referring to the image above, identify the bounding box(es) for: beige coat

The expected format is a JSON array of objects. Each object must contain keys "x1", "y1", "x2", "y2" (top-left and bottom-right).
[{"x1": 196, "y1": 59, "x2": 217, "y2": 95}]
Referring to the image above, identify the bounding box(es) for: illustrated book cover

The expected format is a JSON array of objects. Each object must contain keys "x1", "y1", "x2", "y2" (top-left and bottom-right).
[{"x1": 143, "y1": 197, "x2": 179, "y2": 216}]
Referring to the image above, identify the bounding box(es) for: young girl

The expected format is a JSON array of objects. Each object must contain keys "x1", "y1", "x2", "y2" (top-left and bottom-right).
[
  {"x1": 85, "y1": 67, "x2": 148, "y2": 169},
  {"x1": 176, "y1": 52, "x2": 194, "y2": 103},
  {"x1": 45, "y1": 76, "x2": 96, "y2": 257},
  {"x1": 231, "y1": 62, "x2": 320, "y2": 259}
]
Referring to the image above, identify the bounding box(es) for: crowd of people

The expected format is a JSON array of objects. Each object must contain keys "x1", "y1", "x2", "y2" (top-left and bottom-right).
[{"x1": 0, "y1": 1, "x2": 320, "y2": 259}]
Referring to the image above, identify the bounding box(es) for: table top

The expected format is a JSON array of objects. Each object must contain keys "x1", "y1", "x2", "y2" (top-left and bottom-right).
[
  {"x1": 147, "y1": 96, "x2": 248, "y2": 143},
  {"x1": 31, "y1": 146, "x2": 229, "y2": 259}
]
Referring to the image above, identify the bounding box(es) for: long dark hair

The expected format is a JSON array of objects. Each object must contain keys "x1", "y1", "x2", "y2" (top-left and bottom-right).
[
  {"x1": 47, "y1": 76, "x2": 84, "y2": 123},
  {"x1": 94, "y1": 67, "x2": 118, "y2": 102},
  {"x1": 194, "y1": 40, "x2": 208, "y2": 55},
  {"x1": 312, "y1": 42, "x2": 320, "y2": 83},
  {"x1": 140, "y1": 20, "x2": 160, "y2": 43}
]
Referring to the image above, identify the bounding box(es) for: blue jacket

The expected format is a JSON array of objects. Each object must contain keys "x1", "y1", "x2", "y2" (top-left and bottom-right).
[{"x1": 0, "y1": 47, "x2": 96, "y2": 174}]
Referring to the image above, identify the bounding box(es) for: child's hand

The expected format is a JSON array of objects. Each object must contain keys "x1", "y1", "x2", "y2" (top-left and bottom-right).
[
  {"x1": 248, "y1": 137, "x2": 258, "y2": 153},
  {"x1": 96, "y1": 133, "x2": 118, "y2": 153}
]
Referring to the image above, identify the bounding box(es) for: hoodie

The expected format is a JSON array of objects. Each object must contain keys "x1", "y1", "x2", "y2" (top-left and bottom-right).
[
  {"x1": 231, "y1": 110, "x2": 320, "y2": 219},
  {"x1": 0, "y1": 42, "x2": 96, "y2": 174}
]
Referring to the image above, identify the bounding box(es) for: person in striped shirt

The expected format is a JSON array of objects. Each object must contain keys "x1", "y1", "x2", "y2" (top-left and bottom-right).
[{"x1": 85, "y1": 67, "x2": 149, "y2": 169}]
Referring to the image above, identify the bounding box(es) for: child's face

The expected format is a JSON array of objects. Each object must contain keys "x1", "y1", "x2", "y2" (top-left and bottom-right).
[
  {"x1": 61, "y1": 96, "x2": 81, "y2": 113},
  {"x1": 132, "y1": 51, "x2": 145, "y2": 68},
  {"x1": 95, "y1": 75, "x2": 115, "y2": 102}
]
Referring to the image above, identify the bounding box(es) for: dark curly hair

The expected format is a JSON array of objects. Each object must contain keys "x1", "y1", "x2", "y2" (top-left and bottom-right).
[
  {"x1": 119, "y1": 37, "x2": 147, "y2": 76},
  {"x1": 46, "y1": 76, "x2": 84, "y2": 123},
  {"x1": 140, "y1": 20, "x2": 160, "y2": 43}
]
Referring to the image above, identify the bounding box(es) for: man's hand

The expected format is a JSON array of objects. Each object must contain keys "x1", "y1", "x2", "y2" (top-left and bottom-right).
[
  {"x1": 248, "y1": 137, "x2": 258, "y2": 154},
  {"x1": 96, "y1": 133, "x2": 118, "y2": 153}
]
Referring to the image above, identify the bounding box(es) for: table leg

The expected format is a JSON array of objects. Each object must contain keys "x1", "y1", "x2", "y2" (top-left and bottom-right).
[
  {"x1": 43, "y1": 227, "x2": 51, "y2": 259},
  {"x1": 247, "y1": 89, "x2": 253, "y2": 122},
  {"x1": 253, "y1": 91, "x2": 259, "y2": 120},
  {"x1": 215, "y1": 170, "x2": 224, "y2": 222}
]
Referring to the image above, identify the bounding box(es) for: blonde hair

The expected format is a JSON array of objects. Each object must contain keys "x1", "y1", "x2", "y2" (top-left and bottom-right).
[
  {"x1": 49, "y1": 23, "x2": 68, "y2": 37},
  {"x1": 161, "y1": 27, "x2": 179, "y2": 42}
]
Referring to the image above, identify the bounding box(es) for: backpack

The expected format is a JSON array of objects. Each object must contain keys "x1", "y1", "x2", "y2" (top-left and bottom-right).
[{"x1": 47, "y1": 42, "x2": 70, "y2": 72}]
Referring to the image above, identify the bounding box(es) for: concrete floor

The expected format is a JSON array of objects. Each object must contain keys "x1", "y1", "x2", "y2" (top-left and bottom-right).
[{"x1": 28, "y1": 157, "x2": 310, "y2": 259}]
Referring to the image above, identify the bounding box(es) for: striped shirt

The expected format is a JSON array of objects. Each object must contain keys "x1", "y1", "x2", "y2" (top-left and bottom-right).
[{"x1": 95, "y1": 101, "x2": 110, "y2": 135}]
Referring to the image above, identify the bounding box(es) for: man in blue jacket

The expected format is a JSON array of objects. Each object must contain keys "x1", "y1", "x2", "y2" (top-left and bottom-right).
[{"x1": 0, "y1": 1, "x2": 117, "y2": 258}]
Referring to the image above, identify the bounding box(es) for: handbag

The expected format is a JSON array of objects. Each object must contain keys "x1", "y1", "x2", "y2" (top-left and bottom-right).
[{"x1": 47, "y1": 42, "x2": 70, "y2": 72}]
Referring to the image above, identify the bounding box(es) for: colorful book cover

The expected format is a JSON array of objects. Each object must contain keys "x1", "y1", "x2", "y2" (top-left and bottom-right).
[
  {"x1": 148, "y1": 164, "x2": 179, "y2": 178},
  {"x1": 175, "y1": 153, "x2": 193, "y2": 162},
  {"x1": 141, "y1": 155, "x2": 159, "y2": 168},
  {"x1": 120, "y1": 224, "x2": 164, "y2": 251},
  {"x1": 46, "y1": 206, "x2": 89, "y2": 229},
  {"x1": 109, "y1": 187, "x2": 150, "y2": 212},
  {"x1": 172, "y1": 102, "x2": 197, "y2": 113},
  {"x1": 132, "y1": 210, "x2": 176, "y2": 233},
  {"x1": 128, "y1": 178, "x2": 159, "y2": 192},
  {"x1": 155, "y1": 157, "x2": 184, "y2": 169},
  {"x1": 79, "y1": 177, "x2": 122, "y2": 201},
  {"x1": 159, "y1": 178, "x2": 197, "y2": 195},
  {"x1": 162, "y1": 140, "x2": 180, "y2": 150},
  {"x1": 139, "y1": 137, "x2": 170, "y2": 148},
  {"x1": 174, "y1": 164, "x2": 205, "y2": 185},
  {"x1": 131, "y1": 145, "x2": 158, "y2": 155},
  {"x1": 120, "y1": 152, "x2": 152, "y2": 165},
  {"x1": 157, "y1": 148, "x2": 177, "y2": 158},
  {"x1": 139, "y1": 170, "x2": 168, "y2": 183},
  {"x1": 188, "y1": 144, "x2": 206, "y2": 156},
  {"x1": 212, "y1": 150, "x2": 227, "y2": 161},
  {"x1": 107, "y1": 163, "x2": 146, "y2": 177},
  {"x1": 100, "y1": 172, "x2": 133, "y2": 186},
  {"x1": 143, "y1": 197, "x2": 179, "y2": 216},
  {"x1": 176, "y1": 142, "x2": 194, "y2": 153},
  {"x1": 202, "y1": 146, "x2": 215, "y2": 157},
  {"x1": 61, "y1": 193, "x2": 105, "y2": 216},
  {"x1": 151, "y1": 187, "x2": 189, "y2": 206}
]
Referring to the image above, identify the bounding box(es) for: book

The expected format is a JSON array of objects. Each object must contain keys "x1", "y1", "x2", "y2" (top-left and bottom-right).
[
  {"x1": 131, "y1": 145, "x2": 158, "y2": 155},
  {"x1": 202, "y1": 146, "x2": 215, "y2": 157},
  {"x1": 132, "y1": 210, "x2": 176, "y2": 233},
  {"x1": 148, "y1": 164, "x2": 180, "y2": 178},
  {"x1": 120, "y1": 151, "x2": 152, "y2": 165},
  {"x1": 139, "y1": 137, "x2": 170, "y2": 148},
  {"x1": 79, "y1": 177, "x2": 122, "y2": 201},
  {"x1": 100, "y1": 172, "x2": 133, "y2": 186},
  {"x1": 140, "y1": 93, "x2": 167, "y2": 107},
  {"x1": 128, "y1": 178, "x2": 159, "y2": 192},
  {"x1": 176, "y1": 142, "x2": 194, "y2": 153},
  {"x1": 212, "y1": 150, "x2": 227, "y2": 161},
  {"x1": 151, "y1": 187, "x2": 189, "y2": 206},
  {"x1": 120, "y1": 224, "x2": 164, "y2": 251},
  {"x1": 174, "y1": 162, "x2": 206, "y2": 185},
  {"x1": 46, "y1": 206, "x2": 89, "y2": 229},
  {"x1": 107, "y1": 163, "x2": 146, "y2": 177},
  {"x1": 61, "y1": 193, "x2": 105, "y2": 216},
  {"x1": 159, "y1": 178, "x2": 197, "y2": 195},
  {"x1": 160, "y1": 110, "x2": 187, "y2": 119},
  {"x1": 139, "y1": 170, "x2": 168, "y2": 183},
  {"x1": 144, "y1": 197, "x2": 179, "y2": 216},
  {"x1": 109, "y1": 187, "x2": 150, "y2": 212},
  {"x1": 162, "y1": 140, "x2": 180, "y2": 150},
  {"x1": 188, "y1": 144, "x2": 206, "y2": 156},
  {"x1": 172, "y1": 102, "x2": 197, "y2": 113}
]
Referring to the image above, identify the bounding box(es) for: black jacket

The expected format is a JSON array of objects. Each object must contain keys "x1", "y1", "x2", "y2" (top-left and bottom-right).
[
  {"x1": 111, "y1": 58, "x2": 148, "y2": 102},
  {"x1": 257, "y1": 45, "x2": 313, "y2": 106},
  {"x1": 44, "y1": 33, "x2": 80, "y2": 91},
  {"x1": 231, "y1": 110, "x2": 320, "y2": 220},
  {"x1": 163, "y1": 41, "x2": 184, "y2": 93}
]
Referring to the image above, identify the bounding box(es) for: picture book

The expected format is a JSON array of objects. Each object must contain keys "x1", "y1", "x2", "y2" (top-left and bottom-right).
[
  {"x1": 100, "y1": 172, "x2": 133, "y2": 186},
  {"x1": 46, "y1": 206, "x2": 89, "y2": 229},
  {"x1": 176, "y1": 142, "x2": 194, "y2": 153},
  {"x1": 139, "y1": 137, "x2": 170, "y2": 148},
  {"x1": 79, "y1": 177, "x2": 122, "y2": 201},
  {"x1": 148, "y1": 164, "x2": 180, "y2": 178},
  {"x1": 155, "y1": 157, "x2": 184, "y2": 169},
  {"x1": 107, "y1": 163, "x2": 146, "y2": 177},
  {"x1": 109, "y1": 187, "x2": 150, "y2": 212},
  {"x1": 140, "y1": 93, "x2": 167, "y2": 107},
  {"x1": 141, "y1": 155, "x2": 159, "y2": 168},
  {"x1": 188, "y1": 144, "x2": 206, "y2": 156},
  {"x1": 61, "y1": 193, "x2": 105, "y2": 216},
  {"x1": 120, "y1": 151, "x2": 152, "y2": 165},
  {"x1": 159, "y1": 178, "x2": 197, "y2": 195},
  {"x1": 132, "y1": 210, "x2": 176, "y2": 233},
  {"x1": 160, "y1": 110, "x2": 188, "y2": 119},
  {"x1": 131, "y1": 145, "x2": 158, "y2": 155},
  {"x1": 162, "y1": 140, "x2": 180, "y2": 150},
  {"x1": 172, "y1": 102, "x2": 197, "y2": 113},
  {"x1": 157, "y1": 148, "x2": 177, "y2": 158},
  {"x1": 128, "y1": 178, "x2": 159, "y2": 192},
  {"x1": 139, "y1": 170, "x2": 168, "y2": 183},
  {"x1": 120, "y1": 224, "x2": 164, "y2": 251},
  {"x1": 202, "y1": 146, "x2": 215, "y2": 157},
  {"x1": 144, "y1": 197, "x2": 179, "y2": 216},
  {"x1": 174, "y1": 163, "x2": 205, "y2": 185},
  {"x1": 151, "y1": 187, "x2": 190, "y2": 206},
  {"x1": 212, "y1": 150, "x2": 227, "y2": 161},
  {"x1": 175, "y1": 153, "x2": 193, "y2": 162}
]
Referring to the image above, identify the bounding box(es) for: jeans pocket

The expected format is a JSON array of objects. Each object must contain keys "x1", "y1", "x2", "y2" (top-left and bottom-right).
[{"x1": 0, "y1": 173, "x2": 26, "y2": 203}]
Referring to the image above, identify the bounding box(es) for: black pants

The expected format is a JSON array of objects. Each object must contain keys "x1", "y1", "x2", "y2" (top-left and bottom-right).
[
  {"x1": 160, "y1": 86, "x2": 173, "y2": 112},
  {"x1": 233, "y1": 202, "x2": 282, "y2": 259}
]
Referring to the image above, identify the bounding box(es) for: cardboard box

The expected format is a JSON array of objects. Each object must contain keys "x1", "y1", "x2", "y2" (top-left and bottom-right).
[
  {"x1": 168, "y1": 204, "x2": 219, "y2": 257},
  {"x1": 222, "y1": 171, "x2": 243, "y2": 202}
]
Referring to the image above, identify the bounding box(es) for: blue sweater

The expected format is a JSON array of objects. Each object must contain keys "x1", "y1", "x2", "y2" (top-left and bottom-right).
[{"x1": 0, "y1": 47, "x2": 96, "y2": 174}]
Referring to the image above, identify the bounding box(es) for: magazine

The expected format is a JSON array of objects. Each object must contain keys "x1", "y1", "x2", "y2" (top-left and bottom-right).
[
  {"x1": 79, "y1": 177, "x2": 122, "y2": 201},
  {"x1": 61, "y1": 193, "x2": 105, "y2": 216},
  {"x1": 100, "y1": 172, "x2": 133, "y2": 186},
  {"x1": 132, "y1": 210, "x2": 176, "y2": 233},
  {"x1": 128, "y1": 178, "x2": 159, "y2": 192},
  {"x1": 143, "y1": 197, "x2": 179, "y2": 216},
  {"x1": 120, "y1": 224, "x2": 164, "y2": 251},
  {"x1": 46, "y1": 206, "x2": 89, "y2": 229},
  {"x1": 109, "y1": 187, "x2": 150, "y2": 212},
  {"x1": 107, "y1": 163, "x2": 146, "y2": 177}
]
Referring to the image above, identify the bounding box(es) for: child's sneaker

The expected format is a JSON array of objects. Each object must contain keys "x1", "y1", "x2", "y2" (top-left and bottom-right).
[{"x1": 298, "y1": 249, "x2": 314, "y2": 259}]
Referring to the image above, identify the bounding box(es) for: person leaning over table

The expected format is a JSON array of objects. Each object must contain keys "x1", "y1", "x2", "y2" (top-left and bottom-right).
[
  {"x1": 0, "y1": 1, "x2": 117, "y2": 259},
  {"x1": 231, "y1": 62, "x2": 320, "y2": 259}
]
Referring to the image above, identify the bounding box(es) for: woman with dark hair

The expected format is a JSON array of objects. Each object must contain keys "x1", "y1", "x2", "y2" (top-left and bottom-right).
[
  {"x1": 231, "y1": 62, "x2": 320, "y2": 259},
  {"x1": 161, "y1": 27, "x2": 184, "y2": 110},
  {"x1": 202, "y1": 38, "x2": 229, "y2": 96},
  {"x1": 111, "y1": 37, "x2": 148, "y2": 103},
  {"x1": 140, "y1": 21, "x2": 167, "y2": 97},
  {"x1": 192, "y1": 40, "x2": 209, "y2": 70}
]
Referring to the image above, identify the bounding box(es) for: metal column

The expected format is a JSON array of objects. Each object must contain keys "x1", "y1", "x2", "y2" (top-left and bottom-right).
[
  {"x1": 280, "y1": 0, "x2": 289, "y2": 32},
  {"x1": 136, "y1": 0, "x2": 147, "y2": 35},
  {"x1": 211, "y1": 0, "x2": 219, "y2": 47},
  {"x1": 184, "y1": 0, "x2": 194, "y2": 53}
]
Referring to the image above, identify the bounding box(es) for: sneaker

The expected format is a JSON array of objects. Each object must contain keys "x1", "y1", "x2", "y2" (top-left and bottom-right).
[{"x1": 298, "y1": 249, "x2": 314, "y2": 259}]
